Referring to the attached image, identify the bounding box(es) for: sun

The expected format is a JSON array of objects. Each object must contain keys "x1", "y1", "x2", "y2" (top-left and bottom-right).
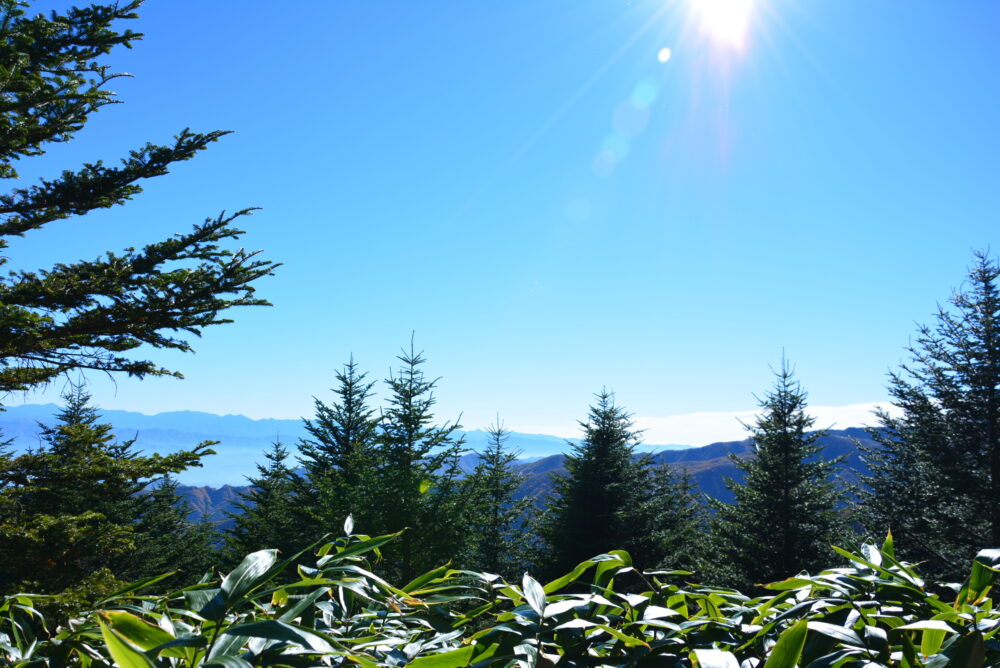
[{"x1": 691, "y1": 0, "x2": 754, "y2": 49}]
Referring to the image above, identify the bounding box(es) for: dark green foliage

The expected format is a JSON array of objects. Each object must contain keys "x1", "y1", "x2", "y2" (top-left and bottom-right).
[
  {"x1": 460, "y1": 418, "x2": 532, "y2": 578},
  {"x1": 710, "y1": 362, "x2": 850, "y2": 590},
  {"x1": 6, "y1": 529, "x2": 999, "y2": 667},
  {"x1": 537, "y1": 390, "x2": 704, "y2": 579},
  {"x1": 0, "y1": 386, "x2": 211, "y2": 597},
  {"x1": 224, "y1": 441, "x2": 302, "y2": 562},
  {"x1": 861, "y1": 251, "x2": 1000, "y2": 581},
  {"x1": 125, "y1": 474, "x2": 217, "y2": 587},
  {"x1": 296, "y1": 356, "x2": 379, "y2": 539},
  {"x1": 371, "y1": 341, "x2": 467, "y2": 581},
  {"x1": 0, "y1": 0, "x2": 276, "y2": 394},
  {"x1": 640, "y1": 463, "x2": 709, "y2": 573}
]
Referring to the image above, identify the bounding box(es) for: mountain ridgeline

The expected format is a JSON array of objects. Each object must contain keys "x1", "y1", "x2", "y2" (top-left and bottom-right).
[
  {"x1": 178, "y1": 427, "x2": 875, "y2": 527},
  {"x1": 0, "y1": 403, "x2": 875, "y2": 526},
  {"x1": 0, "y1": 403, "x2": 589, "y2": 486}
]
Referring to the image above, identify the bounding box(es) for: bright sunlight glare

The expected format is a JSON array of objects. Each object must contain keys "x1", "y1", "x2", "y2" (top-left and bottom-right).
[{"x1": 691, "y1": 0, "x2": 753, "y2": 49}]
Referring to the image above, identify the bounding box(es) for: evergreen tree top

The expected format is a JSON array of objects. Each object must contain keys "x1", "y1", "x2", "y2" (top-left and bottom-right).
[
  {"x1": 571, "y1": 389, "x2": 642, "y2": 458},
  {"x1": 741, "y1": 359, "x2": 824, "y2": 459},
  {"x1": 380, "y1": 339, "x2": 464, "y2": 461},
  {"x1": 300, "y1": 355, "x2": 378, "y2": 473}
]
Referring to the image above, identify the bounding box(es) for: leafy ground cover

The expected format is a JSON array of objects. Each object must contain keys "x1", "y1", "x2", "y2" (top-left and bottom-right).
[{"x1": 2, "y1": 524, "x2": 997, "y2": 667}]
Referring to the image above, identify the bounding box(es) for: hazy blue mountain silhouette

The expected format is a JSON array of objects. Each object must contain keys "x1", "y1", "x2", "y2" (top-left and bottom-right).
[
  {"x1": 0, "y1": 404, "x2": 874, "y2": 525},
  {"x1": 0, "y1": 404, "x2": 684, "y2": 486},
  {"x1": 178, "y1": 427, "x2": 876, "y2": 528}
]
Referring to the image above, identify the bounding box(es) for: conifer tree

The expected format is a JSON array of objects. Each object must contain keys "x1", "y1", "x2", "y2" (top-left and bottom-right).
[
  {"x1": 297, "y1": 357, "x2": 379, "y2": 538},
  {"x1": 637, "y1": 464, "x2": 709, "y2": 574},
  {"x1": 461, "y1": 418, "x2": 532, "y2": 578},
  {"x1": 536, "y1": 391, "x2": 690, "y2": 579},
  {"x1": 0, "y1": 386, "x2": 211, "y2": 596},
  {"x1": 861, "y1": 251, "x2": 1000, "y2": 580},
  {"x1": 225, "y1": 441, "x2": 301, "y2": 562},
  {"x1": 709, "y1": 363, "x2": 849, "y2": 590},
  {"x1": 126, "y1": 474, "x2": 217, "y2": 586},
  {"x1": 372, "y1": 341, "x2": 466, "y2": 582},
  {"x1": 0, "y1": 1, "x2": 275, "y2": 395}
]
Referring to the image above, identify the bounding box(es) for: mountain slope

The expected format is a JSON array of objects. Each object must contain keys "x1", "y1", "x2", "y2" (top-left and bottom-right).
[{"x1": 177, "y1": 428, "x2": 876, "y2": 525}]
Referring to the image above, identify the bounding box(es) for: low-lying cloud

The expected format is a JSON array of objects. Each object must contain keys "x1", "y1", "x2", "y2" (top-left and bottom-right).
[
  {"x1": 634, "y1": 402, "x2": 900, "y2": 446},
  {"x1": 517, "y1": 402, "x2": 900, "y2": 447}
]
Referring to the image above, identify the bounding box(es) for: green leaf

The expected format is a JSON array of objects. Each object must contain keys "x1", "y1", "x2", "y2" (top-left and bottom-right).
[
  {"x1": 765, "y1": 577, "x2": 819, "y2": 591},
  {"x1": 593, "y1": 623, "x2": 648, "y2": 647},
  {"x1": 99, "y1": 611, "x2": 175, "y2": 652},
  {"x1": 958, "y1": 548, "x2": 1000, "y2": 606},
  {"x1": 419, "y1": 479, "x2": 432, "y2": 493},
  {"x1": 921, "y1": 628, "x2": 948, "y2": 658},
  {"x1": 345, "y1": 654, "x2": 379, "y2": 668},
  {"x1": 470, "y1": 642, "x2": 501, "y2": 665},
  {"x1": 408, "y1": 645, "x2": 475, "y2": 667},
  {"x1": 861, "y1": 543, "x2": 883, "y2": 567},
  {"x1": 203, "y1": 657, "x2": 254, "y2": 668},
  {"x1": 900, "y1": 632, "x2": 919, "y2": 668},
  {"x1": 318, "y1": 531, "x2": 402, "y2": 565},
  {"x1": 221, "y1": 549, "x2": 278, "y2": 603},
  {"x1": 99, "y1": 620, "x2": 156, "y2": 668},
  {"x1": 278, "y1": 587, "x2": 331, "y2": 622},
  {"x1": 225, "y1": 620, "x2": 336, "y2": 652},
  {"x1": 594, "y1": 550, "x2": 632, "y2": 588},
  {"x1": 542, "y1": 557, "x2": 603, "y2": 593},
  {"x1": 898, "y1": 621, "x2": 956, "y2": 632},
  {"x1": 898, "y1": 621, "x2": 955, "y2": 657},
  {"x1": 692, "y1": 648, "x2": 740, "y2": 668},
  {"x1": 881, "y1": 531, "x2": 895, "y2": 559},
  {"x1": 764, "y1": 618, "x2": 808, "y2": 668},
  {"x1": 403, "y1": 564, "x2": 450, "y2": 594},
  {"x1": 522, "y1": 573, "x2": 546, "y2": 618},
  {"x1": 807, "y1": 621, "x2": 863, "y2": 646},
  {"x1": 974, "y1": 548, "x2": 1000, "y2": 569}
]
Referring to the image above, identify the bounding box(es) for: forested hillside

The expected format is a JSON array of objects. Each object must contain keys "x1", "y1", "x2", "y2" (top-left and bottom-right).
[{"x1": 172, "y1": 427, "x2": 876, "y2": 526}]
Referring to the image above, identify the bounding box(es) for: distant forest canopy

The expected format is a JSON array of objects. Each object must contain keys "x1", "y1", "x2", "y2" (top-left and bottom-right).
[{"x1": 80, "y1": 425, "x2": 876, "y2": 530}]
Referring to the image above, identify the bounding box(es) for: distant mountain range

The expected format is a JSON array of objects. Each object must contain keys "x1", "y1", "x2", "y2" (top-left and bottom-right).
[
  {"x1": 179, "y1": 427, "x2": 876, "y2": 528},
  {"x1": 0, "y1": 404, "x2": 877, "y2": 528},
  {"x1": 0, "y1": 403, "x2": 686, "y2": 486}
]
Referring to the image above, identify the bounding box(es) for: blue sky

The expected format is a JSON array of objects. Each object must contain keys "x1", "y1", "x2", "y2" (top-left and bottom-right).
[{"x1": 11, "y1": 0, "x2": 1000, "y2": 444}]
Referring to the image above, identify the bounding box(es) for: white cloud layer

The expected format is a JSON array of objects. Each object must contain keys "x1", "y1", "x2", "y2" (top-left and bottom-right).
[
  {"x1": 634, "y1": 402, "x2": 901, "y2": 446},
  {"x1": 515, "y1": 403, "x2": 902, "y2": 447}
]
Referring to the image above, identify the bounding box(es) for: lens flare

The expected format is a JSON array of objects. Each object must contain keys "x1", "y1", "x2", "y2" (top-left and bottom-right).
[{"x1": 691, "y1": 0, "x2": 753, "y2": 49}]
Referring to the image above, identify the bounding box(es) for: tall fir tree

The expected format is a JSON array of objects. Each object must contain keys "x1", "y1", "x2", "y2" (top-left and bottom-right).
[
  {"x1": 0, "y1": 386, "x2": 211, "y2": 597},
  {"x1": 461, "y1": 418, "x2": 532, "y2": 579},
  {"x1": 536, "y1": 391, "x2": 698, "y2": 580},
  {"x1": 709, "y1": 362, "x2": 850, "y2": 590},
  {"x1": 372, "y1": 341, "x2": 466, "y2": 582},
  {"x1": 296, "y1": 356, "x2": 379, "y2": 538},
  {"x1": 0, "y1": 0, "x2": 271, "y2": 609},
  {"x1": 225, "y1": 441, "x2": 302, "y2": 563},
  {"x1": 860, "y1": 251, "x2": 1000, "y2": 580}
]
